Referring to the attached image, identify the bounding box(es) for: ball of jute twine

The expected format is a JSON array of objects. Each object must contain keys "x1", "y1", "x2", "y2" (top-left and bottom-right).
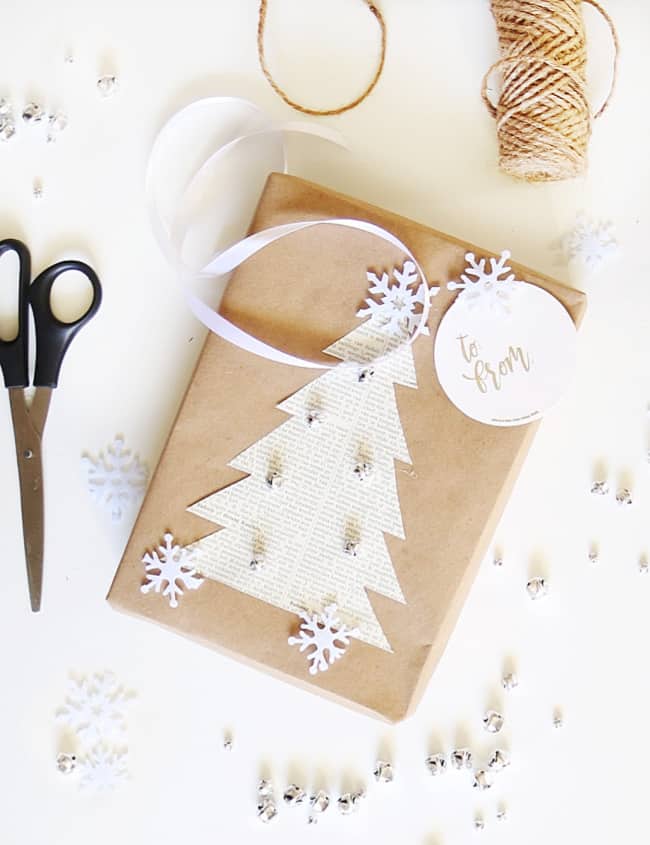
[{"x1": 482, "y1": 0, "x2": 619, "y2": 182}]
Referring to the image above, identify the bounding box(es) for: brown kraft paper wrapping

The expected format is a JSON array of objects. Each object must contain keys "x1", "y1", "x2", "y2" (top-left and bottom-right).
[{"x1": 108, "y1": 173, "x2": 586, "y2": 722}]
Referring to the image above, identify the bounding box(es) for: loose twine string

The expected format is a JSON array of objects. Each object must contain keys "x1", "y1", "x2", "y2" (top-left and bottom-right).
[
  {"x1": 257, "y1": 0, "x2": 386, "y2": 116},
  {"x1": 257, "y1": 0, "x2": 618, "y2": 178},
  {"x1": 482, "y1": 0, "x2": 619, "y2": 182}
]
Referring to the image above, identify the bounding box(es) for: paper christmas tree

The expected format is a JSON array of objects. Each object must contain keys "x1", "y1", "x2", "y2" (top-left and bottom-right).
[{"x1": 188, "y1": 262, "x2": 426, "y2": 651}]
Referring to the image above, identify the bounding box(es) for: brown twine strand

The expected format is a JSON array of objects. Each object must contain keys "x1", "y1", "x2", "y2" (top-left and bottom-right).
[
  {"x1": 257, "y1": 0, "x2": 386, "y2": 116},
  {"x1": 482, "y1": 0, "x2": 619, "y2": 182}
]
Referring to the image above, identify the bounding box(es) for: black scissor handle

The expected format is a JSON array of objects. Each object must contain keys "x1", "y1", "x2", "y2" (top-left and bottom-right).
[
  {"x1": 0, "y1": 238, "x2": 31, "y2": 388},
  {"x1": 30, "y1": 259, "x2": 103, "y2": 388}
]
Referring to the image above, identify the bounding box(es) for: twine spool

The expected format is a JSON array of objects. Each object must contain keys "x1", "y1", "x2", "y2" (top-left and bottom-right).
[{"x1": 482, "y1": 0, "x2": 619, "y2": 182}]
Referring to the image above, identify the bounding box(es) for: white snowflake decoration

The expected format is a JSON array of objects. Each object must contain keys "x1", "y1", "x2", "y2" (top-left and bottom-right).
[
  {"x1": 141, "y1": 532, "x2": 204, "y2": 608},
  {"x1": 564, "y1": 214, "x2": 618, "y2": 271},
  {"x1": 83, "y1": 436, "x2": 149, "y2": 521},
  {"x1": 56, "y1": 672, "x2": 131, "y2": 745},
  {"x1": 356, "y1": 260, "x2": 436, "y2": 337},
  {"x1": 78, "y1": 746, "x2": 129, "y2": 792},
  {"x1": 448, "y1": 250, "x2": 519, "y2": 315},
  {"x1": 288, "y1": 604, "x2": 360, "y2": 675}
]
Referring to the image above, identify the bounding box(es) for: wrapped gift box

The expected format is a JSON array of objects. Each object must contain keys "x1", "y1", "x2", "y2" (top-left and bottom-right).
[{"x1": 108, "y1": 172, "x2": 585, "y2": 722}]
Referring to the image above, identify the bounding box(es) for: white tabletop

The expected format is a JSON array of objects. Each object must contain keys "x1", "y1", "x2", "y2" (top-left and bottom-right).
[{"x1": 1, "y1": 1, "x2": 648, "y2": 843}]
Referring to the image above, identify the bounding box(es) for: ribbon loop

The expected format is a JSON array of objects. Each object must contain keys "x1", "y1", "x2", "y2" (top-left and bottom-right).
[{"x1": 147, "y1": 97, "x2": 433, "y2": 370}]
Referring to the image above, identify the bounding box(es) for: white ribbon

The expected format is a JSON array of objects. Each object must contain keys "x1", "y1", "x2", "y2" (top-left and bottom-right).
[{"x1": 147, "y1": 96, "x2": 434, "y2": 369}]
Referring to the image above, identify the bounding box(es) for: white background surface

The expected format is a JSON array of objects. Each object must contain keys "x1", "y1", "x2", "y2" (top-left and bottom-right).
[{"x1": 1, "y1": 1, "x2": 649, "y2": 843}]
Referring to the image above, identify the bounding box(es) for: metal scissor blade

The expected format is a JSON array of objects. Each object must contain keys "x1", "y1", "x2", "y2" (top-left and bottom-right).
[{"x1": 9, "y1": 388, "x2": 51, "y2": 612}]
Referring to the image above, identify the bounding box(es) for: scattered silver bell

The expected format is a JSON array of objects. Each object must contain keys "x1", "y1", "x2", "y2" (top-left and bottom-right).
[
  {"x1": 373, "y1": 760, "x2": 394, "y2": 783},
  {"x1": 309, "y1": 789, "x2": 330, "y2": 816},
  {"x1": 450, "y1": 748, "x2": 473, "y2": 770},
  {"x1": 257, "y1": 800, "x2": 277, "y2": 823},
  {"x1": 487, "y1": 749, "x2": 510, "y2": 771},
  {"x1": 97, "y1": 74, "x2": 119, "y2": 98},
  {"x1": 526, "y1": 577, "x2": 548, "y2": 600},
  {"x1": 46, "y1": 111, "x2": 68, "y2": 143},
  {"x1": 483, "y1": 710, "x2": 504, "y2": 733},
  {"x1": 616, "y1": 488, "x2": 633, "y2": 507},
  {"x1": 502, "y1": 672, "x2": 518, "y2": 691},
  {"x1": 472, "y1": 769, "x2": 493, "y2": 791},
  {"x1": 337, "y1": 790, "x2": 365, "y2": 815},
  {"x1": 425, "y1": 753, "x2": 447, "y2": 776},
  {"x1": 56, "y1": 752, "x2": 77, "y2": 775},
  {"x1": 283, "y1": 784, "x2": 306, "y2": 805},
  {"x1": 0, "y1": 104, "x2": 16, "y2": 141},
  {"x1": 22, "y1": 102, "x2": 45, "y2": 124}
]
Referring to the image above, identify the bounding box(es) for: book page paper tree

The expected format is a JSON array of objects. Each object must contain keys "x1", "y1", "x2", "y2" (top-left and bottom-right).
[{"x1": 187, "y1": 261, "x2": 429, "y2": 657}]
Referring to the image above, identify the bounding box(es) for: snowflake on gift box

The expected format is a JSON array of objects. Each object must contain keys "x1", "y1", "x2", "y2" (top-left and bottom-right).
[
  {"x1": 563, "y1": 214, "x2": 619, "y2": 271},
  {"x1": 78, "y1": 745, "x2": 129, "y2": 792},
  {"x1": 447, "y1": 250, "x2": 519, "y2": 315},
  {"x1": 141, "y1": 532, "x2": 204, "y2": 608},
  {"x1": 82, "y1": 436, "x2": 149, "y2": 522},
  {"x1": 288, "y1": 604, "x2": 360, "y2": 675},
  {"x1": 56, "y1": 672, "x2": 132, "y2": 745},
  {"x1": 356, "y1": 260, "x2": 436, "y2": 338}
]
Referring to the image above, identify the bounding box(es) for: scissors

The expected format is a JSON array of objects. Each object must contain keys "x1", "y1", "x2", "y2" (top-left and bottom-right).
[{"x1": 0, "y1": 238, "x2": 102, "y2": 612}]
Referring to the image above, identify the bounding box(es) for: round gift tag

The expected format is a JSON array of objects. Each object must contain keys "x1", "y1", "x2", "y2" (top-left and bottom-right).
[{"x1": 434, "y1": 281, "x2": 577, "y2": 427}]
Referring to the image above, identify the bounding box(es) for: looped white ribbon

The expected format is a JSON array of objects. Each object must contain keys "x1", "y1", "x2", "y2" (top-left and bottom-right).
[{"x1": 146, "y1": 96, "x2": 434, "y2": 369}]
